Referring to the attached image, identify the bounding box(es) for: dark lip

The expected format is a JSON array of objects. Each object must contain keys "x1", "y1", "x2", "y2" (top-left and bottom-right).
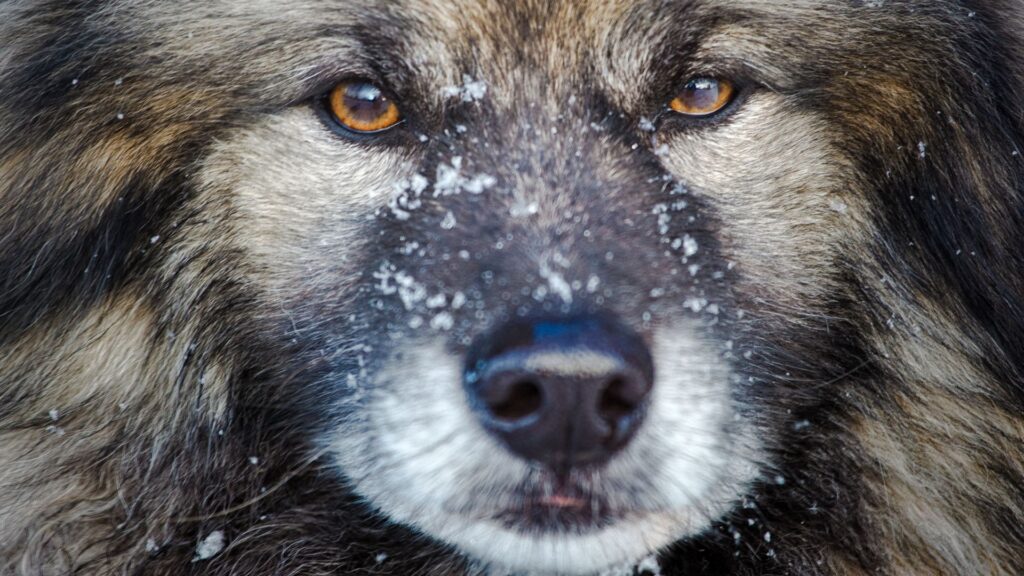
[{"x1": 493, "y1": 484, "x2": 621, "y2": 532}]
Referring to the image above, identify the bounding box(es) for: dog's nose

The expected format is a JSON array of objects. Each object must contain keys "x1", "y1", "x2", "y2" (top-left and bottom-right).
[{"x1": 465, "y1": 317, "x2": 654, "y2": 469}]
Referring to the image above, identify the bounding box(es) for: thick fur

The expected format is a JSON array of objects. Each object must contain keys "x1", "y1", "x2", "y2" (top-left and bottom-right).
[{"x1": 2, "y1": 1, "x2": 1024, "y2": 575}]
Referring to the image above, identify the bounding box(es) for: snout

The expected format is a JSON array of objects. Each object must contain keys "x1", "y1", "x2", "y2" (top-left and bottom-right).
[{"x1": 465, "y1": 316, "x2": 654, "y2": 469}]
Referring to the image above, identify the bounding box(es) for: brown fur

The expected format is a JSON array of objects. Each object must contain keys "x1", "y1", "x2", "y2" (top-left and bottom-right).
[{"x1": 2, "y1": 1, "x2": 1024, "y2": 575}]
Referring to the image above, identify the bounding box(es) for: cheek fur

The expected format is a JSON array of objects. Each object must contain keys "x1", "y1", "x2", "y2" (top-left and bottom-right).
[
  {"x1": 657, "y1": 93, "x2": 865, "y2": 306},
  {"x1": 196, "y1": 108, "x2": 410, "y2": 300}
]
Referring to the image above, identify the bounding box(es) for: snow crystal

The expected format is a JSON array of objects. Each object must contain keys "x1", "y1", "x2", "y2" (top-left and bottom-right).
[
  {"x1": 373, "y1": 263, "x2": 399, "y2": 295},
  {"x1": 433, "y1": 156, "x2": 497, "y2": 197},
  {"x1": 435, "y1": 157, "x2": 463, "y2": 195},
  {"x1": 442, "y1": 74, "x2": 488, "y2": 102},
  {"x1": 653, "y1": 204, "x2": 672, "y2": 235},
  {"x1": 539, "y1": 261, "x2": 573, "y2": 305},
  {"x1": 375, "y1": 552, "x2": 388, "y2": 563},
  {"x1": 638, "y1": 117, "x2": 656, "y2": 132},
  {"x1": 48, "y1": 409, "x2": 59, "y2": 421},
  {"x1": 373, "y1": 263, "x2": 428, "y2": 311},
  {"x1": 145, "y1": 538, "x2": 160, "y2": 554},
  {"x1": 389, "y1": 176, "x2": 427, "y2": 220},
  {"x1": 682, "y1": 235, "x2": 699, "y2": 257},
  {"x1": 408, "y1": 173, "x2": 429, "y2": 194},
  {"x1": 440, "y1": 211, "x2": 457, "y2": 230},
  {"x1": 451, "y1": 291, "x2": 467, "y2": 309},
  {"x1": 532, "y1": 284, "x2": 549, "y2": 301},
  {"x1": 636, "y1": 555, "x2": 663, "y2": 576},
  {"x1": 462, "y1": 173, "x2": 497, "y2": 194},
  {"x1": 829, "y1": 200, "x2": 848, "y2": 214},
  {"x1": 510, "y1": 200, "x2": 539, "y2": 217},
  {"x1": 462, "y1": 77, "x2": 487, "y2": 101},
  {"x1": 248, "y1": 456, "x2": 259, "y2": 465},
  {"x1": 193, "y1": 530, "x2": 225, "y2": 561},
  {"x1": 917, "y1": 141, "x2": 927, "y2": 159},
  {"x1": 394, "y1": 272, "x2": 427, "y2": 311},
  {"x1": 683, "y1": 297, "x2": 708, "y2": 312},
  {"x1": 400, "y1": 241, "x2": 421, "y2": 256},
  {"x1": 430, "y1": 312, "x2": 454, "y2": 331},
  {"x1": 425, "y1": 293, "x2": 447, "y2": 309},
  {"x1": 598, "y1": 554, "x2": 662, "y2": 576}
]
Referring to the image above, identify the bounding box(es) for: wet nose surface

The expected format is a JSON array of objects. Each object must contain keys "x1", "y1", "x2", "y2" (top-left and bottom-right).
[{"x1": 465, "y1": 316, "x2": 654, "y2": 469}]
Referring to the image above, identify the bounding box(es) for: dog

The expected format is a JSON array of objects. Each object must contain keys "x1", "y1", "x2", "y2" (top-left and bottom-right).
[{"x1": 2, "y1": 1, "x2": 1023, "y2": 574}]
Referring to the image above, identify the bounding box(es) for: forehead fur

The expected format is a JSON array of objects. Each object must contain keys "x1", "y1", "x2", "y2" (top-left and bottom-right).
[{"x1": 0, "y1": 0, "x2": 1001, "y2": 337}]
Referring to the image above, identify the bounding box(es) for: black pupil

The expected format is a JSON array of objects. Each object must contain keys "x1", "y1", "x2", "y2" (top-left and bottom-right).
[
  {"x1": 343, "y1": 83, "x2": 390, "y2": 121},
  {"x1": 682, "y1": 78, "x2": 720, "y2": 110}
]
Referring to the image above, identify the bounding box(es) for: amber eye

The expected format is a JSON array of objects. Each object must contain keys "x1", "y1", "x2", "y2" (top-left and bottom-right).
[
  {"x1": 327, "y1": 81, "x2": 402, "y2": 133},
  {"x1": 670, "y1": 77, "x2": 735, "y2": 117}
]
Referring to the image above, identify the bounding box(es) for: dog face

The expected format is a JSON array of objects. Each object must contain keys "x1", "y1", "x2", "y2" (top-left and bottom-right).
[
  {"x1": 188, "y1": 2, "x2": 876, "y2": 572},
  {"x1": 9, "y1": 0, "x2": 1014, "y2": 574}
]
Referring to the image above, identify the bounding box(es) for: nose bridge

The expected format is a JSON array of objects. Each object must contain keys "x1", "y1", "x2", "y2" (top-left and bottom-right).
[
  {"x1": 401, "y1": 67, "x2": 703, "y2": 327},
  {"x1": 490, "y1": 108, "x2": 605, "y2": 231},
  {"x1": 450, "y1": 71, "x2": 628, "y2": 220},
  {"x1": 524, "y1": 348, "x2": 621, "y2": 378},
  {"x1": 453, "y1": 98, "x2": 654, "y2": 281}
]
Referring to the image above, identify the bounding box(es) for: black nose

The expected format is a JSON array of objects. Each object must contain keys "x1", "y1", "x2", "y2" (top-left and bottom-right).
[{"x1": 465, "y1": 316, "x2": 654, "y2": 469}]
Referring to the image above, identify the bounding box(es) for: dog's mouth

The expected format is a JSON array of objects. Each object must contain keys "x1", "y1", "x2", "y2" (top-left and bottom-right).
[{"x1": 492, "y1": 475, "x2": 621, "y2": 532}]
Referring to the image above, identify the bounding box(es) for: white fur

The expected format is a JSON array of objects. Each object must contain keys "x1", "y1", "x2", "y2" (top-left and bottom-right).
[{"x1": 326, "y1": 324, "x2": 758, "y2": 575}]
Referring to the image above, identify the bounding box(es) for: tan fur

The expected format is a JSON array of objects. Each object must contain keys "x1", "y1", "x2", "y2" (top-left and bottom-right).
[{"x1": 2, "y1": 1, "x2": 1023, "y2": 575}]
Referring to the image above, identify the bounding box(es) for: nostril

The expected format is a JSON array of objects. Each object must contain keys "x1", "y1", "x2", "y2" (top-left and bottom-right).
[
  {"x1": 465, "y1": 315, "x2": 655, "y2": 468},
  {"x1": 486, "y1": 379, "x2": 544, "y2": 422},
  {"x1": 597, "y1": 376, "x2": 647, "y2": 424},
  {"x1": 598, "y1": 378, "x2": 632, "y2": 421}
]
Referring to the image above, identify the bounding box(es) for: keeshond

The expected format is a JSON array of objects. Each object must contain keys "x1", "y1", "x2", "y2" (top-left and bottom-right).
[{"x1": 1, "y1": 1, "x2": 1023, "y2": 575}]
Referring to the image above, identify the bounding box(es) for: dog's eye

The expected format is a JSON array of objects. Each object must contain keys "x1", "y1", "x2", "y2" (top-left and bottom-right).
[
  {"x1": 327, "y1": 81, "x2": 402, "y2": 134},
  {"x1": 670, "y1": 77, "x2": 735, "y2": 117}
]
